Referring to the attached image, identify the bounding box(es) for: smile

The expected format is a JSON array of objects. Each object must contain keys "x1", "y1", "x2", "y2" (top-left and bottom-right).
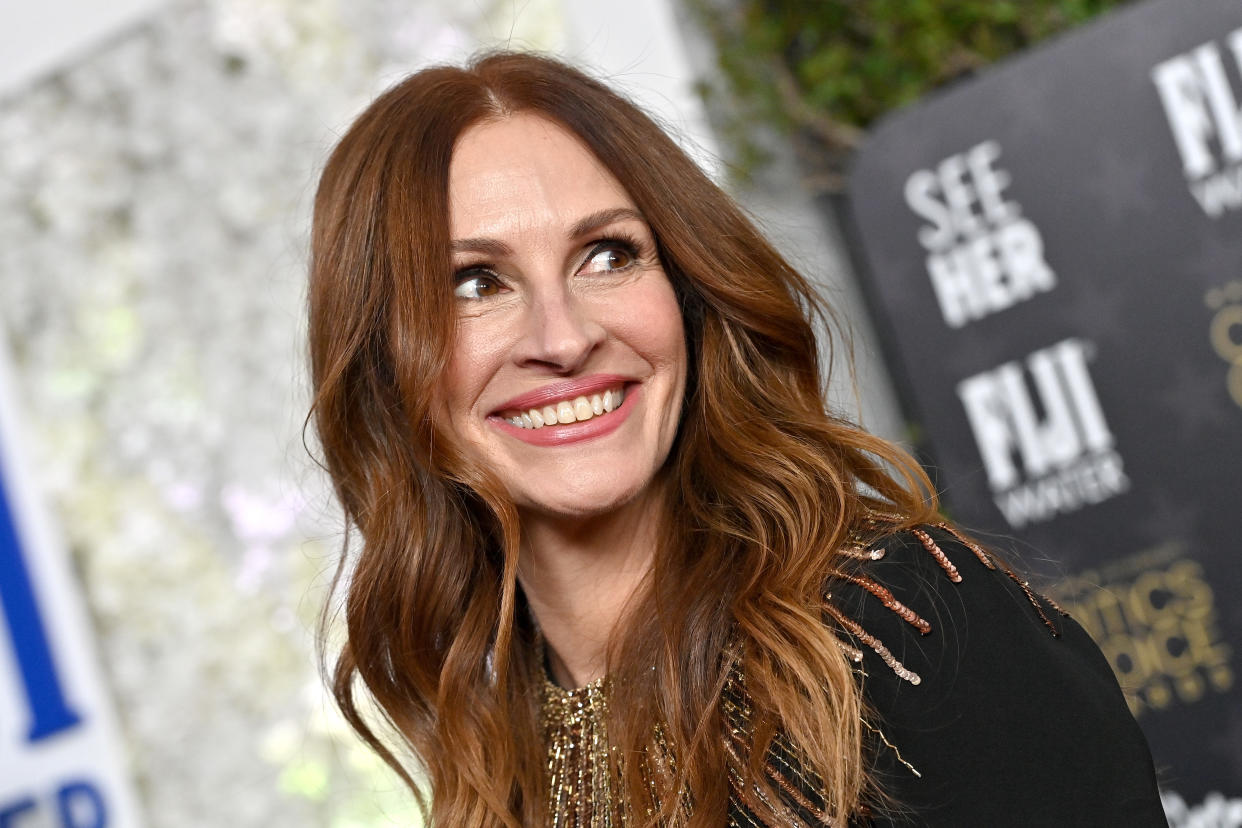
[
  {"x1": 490, "y1": 379, "x2": 640, "y2": 447},
  {"x1": 502, "y1": 386, "x2": 626, "y2": 429}
]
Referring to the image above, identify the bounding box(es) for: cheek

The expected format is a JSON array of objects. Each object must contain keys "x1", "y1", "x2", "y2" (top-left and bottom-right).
[
  {"x1": 442, "y1": 321, "x2": 508, "y2": 421},
  {"x1": 622, "y1": 278, "x2": 687, "y2": 375},
  {"x1": 440, "y1": 351, "x2": 475, "y2": 420}
]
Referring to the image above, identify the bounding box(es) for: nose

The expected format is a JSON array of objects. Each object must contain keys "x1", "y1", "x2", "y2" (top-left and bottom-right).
[{"x1": 514, "y1": 284, "x2": 605, "y2": 373}]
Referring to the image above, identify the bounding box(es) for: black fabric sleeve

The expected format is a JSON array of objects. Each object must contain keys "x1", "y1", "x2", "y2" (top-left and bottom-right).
[{"x1": 834, "y1": 525, "x2": 1167, "y2": 827}]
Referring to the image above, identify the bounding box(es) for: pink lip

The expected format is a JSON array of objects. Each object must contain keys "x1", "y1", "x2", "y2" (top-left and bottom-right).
[
  {"x1": 491, "y1": 374, "x2": 633, "y2": 415},
  {"x1": 490, "y1": 383, "x2": 641, "y2": 447}
]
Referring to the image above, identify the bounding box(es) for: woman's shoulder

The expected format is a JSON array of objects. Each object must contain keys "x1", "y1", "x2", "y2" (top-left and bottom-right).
[
  {"x1": 826, "y1": 521, "x2": 1067, "y2": 687},
  {"x1": 826, "y1": 520, "x2": 1167, "y2": 826}
]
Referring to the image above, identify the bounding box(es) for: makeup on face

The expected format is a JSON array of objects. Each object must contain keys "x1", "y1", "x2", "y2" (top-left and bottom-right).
[{"x1": 440, "y1": 113, "x2": 687, "y2": 519}]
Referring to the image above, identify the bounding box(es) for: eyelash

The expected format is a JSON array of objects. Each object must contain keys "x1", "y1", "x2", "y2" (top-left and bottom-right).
[
  {"x1": 452, "y1": 234, "x2": 649, "y2": 299},
  {"x1": 582, "y1": 234, "x2": 644, "y2": 271}
]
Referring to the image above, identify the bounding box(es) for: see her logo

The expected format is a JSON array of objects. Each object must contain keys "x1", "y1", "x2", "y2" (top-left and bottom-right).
[{"x1": 904, "y1": 140, "x2": 1057, "y2": 329}]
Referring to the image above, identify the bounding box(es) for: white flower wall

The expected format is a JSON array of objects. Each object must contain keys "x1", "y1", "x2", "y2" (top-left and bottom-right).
[{"x1": 0, "y1": 0, "x2": 562, "y2": 824}]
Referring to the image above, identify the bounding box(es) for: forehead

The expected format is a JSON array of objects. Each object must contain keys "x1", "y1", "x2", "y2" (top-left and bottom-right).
[{"x1": 447, "y1": 113, "x2": 636, "y2": 239}]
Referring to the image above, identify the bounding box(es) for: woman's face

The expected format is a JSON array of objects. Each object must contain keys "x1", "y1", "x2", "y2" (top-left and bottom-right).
[{"x1": 441, "y1": 113, "x2": 687, "y2": 521}]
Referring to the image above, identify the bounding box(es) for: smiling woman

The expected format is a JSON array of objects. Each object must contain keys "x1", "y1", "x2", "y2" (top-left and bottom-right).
[{"x1": 306, "y1": 52, "x2": 1165, "y2": 827}]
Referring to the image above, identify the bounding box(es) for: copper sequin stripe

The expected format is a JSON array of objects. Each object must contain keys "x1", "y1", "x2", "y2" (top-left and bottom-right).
[
  {"x1": 834, "y1": 571, "x2": 932, "y2": 635},
  {"x1": 910, "y1": 527, "x2": 963, "y2": 582},
  {"x1": 932, "y1": 522, "x2": 1068, "y2": 636}
]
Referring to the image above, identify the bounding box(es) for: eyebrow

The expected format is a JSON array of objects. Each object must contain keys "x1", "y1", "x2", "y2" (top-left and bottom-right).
[
  {"x1": 449, "y1": 237, "x2": 513, "y2": 256},
  {"x1": 449, "y1": 207, "x2": 648, "y2": 256},
  {"x1": 568, "y1": 207, "x2": 647, "y2": 239}
]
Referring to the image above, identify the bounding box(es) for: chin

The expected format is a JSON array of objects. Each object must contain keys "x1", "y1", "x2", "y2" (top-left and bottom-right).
[{"x1": 517, "y1": 480, "x2": 649, "y2": 521}]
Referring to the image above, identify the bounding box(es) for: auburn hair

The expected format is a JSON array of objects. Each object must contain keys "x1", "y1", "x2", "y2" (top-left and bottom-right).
[{"x1": 308, "y1": 51, "x2": 938, "y2": 826}]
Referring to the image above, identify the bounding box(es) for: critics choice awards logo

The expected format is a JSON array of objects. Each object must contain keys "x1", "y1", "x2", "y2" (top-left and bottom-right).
[
  {"x1": 1206, "y1": 280, "x2": 1242, "y2": 408},
  {"x1": 1055, "y1": 543, "x2": 1233, "y2": 719}
]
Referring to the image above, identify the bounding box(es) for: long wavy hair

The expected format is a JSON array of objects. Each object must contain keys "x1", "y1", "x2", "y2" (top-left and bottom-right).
[{"x1": 308, "y1": 51, "x2": 938, "y2": 826}]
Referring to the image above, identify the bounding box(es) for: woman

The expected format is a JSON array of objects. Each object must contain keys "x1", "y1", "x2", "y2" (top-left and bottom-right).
[{"x1": 307, "y1": 51, "x2": 1165, "y2": 826}]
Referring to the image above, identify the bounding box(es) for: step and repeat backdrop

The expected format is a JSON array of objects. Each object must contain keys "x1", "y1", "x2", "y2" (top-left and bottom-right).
[
  {"x1": 0, "y1": 342, "x2": 143, "y2": 827},
  {"x1": 847, "y1": 0, "x2": 1240, "y2": 815}
]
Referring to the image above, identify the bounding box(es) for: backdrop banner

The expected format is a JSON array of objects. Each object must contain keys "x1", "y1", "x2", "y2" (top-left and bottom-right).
[
  {"x1": 845, "y1": 0, "x2": 1241, "y2": 818},
  {"x1": 0, "y1": 333, "x2": 143, "y2": 823}
]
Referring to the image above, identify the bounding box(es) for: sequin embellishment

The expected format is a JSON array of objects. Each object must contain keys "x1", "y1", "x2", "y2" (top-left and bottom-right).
[
  {"x1": 542, "y1": 673, "x2": 620, "y2": 827},
  {"x1": 538, "y1": 523, "x2": 1067, "y2": 826}
]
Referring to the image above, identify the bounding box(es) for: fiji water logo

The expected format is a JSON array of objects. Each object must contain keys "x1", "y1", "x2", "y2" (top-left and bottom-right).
[
  {"x1": 1152, "y1": 27, "x2": 1242, "y2": 218},
  {"x1": 956, "y1": 337, "x2": 1129, "y2": 528}
]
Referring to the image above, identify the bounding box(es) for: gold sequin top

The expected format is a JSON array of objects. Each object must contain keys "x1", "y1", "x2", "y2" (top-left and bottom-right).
[
  {"x1": 537, "y1": 522, "x2": 1072, "y2": 827},
  {"x1": 540, "y1": 672, "x2": 626, "y2": 827}
]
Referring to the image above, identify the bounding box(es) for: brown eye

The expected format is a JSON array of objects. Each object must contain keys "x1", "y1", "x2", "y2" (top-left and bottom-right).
[
  {"x1": 454, "y1": 272, "x2": 504, "y2": 300},
  {"x1": 580, "y1": 242, "x2": 636, "y2": 275}
]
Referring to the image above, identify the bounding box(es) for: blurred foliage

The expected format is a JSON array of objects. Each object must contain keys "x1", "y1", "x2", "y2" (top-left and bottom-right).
[{"x1": 690, "y1": 0, "x2": 1135, "y2": 190}]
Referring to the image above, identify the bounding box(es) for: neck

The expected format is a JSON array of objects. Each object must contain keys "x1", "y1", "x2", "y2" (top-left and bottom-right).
[{"x1": 519, "y1": 487, "x2": 664, "y2": 690}]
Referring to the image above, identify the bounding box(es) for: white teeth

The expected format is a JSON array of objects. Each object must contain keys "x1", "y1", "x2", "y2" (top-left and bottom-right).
[
  {"x1": 505, "y1": 386, "x2": 626, "y2": 430},
  {"x1": 573, "y1": 396, "x2": 592, "y2": 421}
]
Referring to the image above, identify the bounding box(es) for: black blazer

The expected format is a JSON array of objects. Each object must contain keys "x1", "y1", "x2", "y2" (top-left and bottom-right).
[{"x1": 729, "y1": 525, "x2": 1168, "y2": 827}]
